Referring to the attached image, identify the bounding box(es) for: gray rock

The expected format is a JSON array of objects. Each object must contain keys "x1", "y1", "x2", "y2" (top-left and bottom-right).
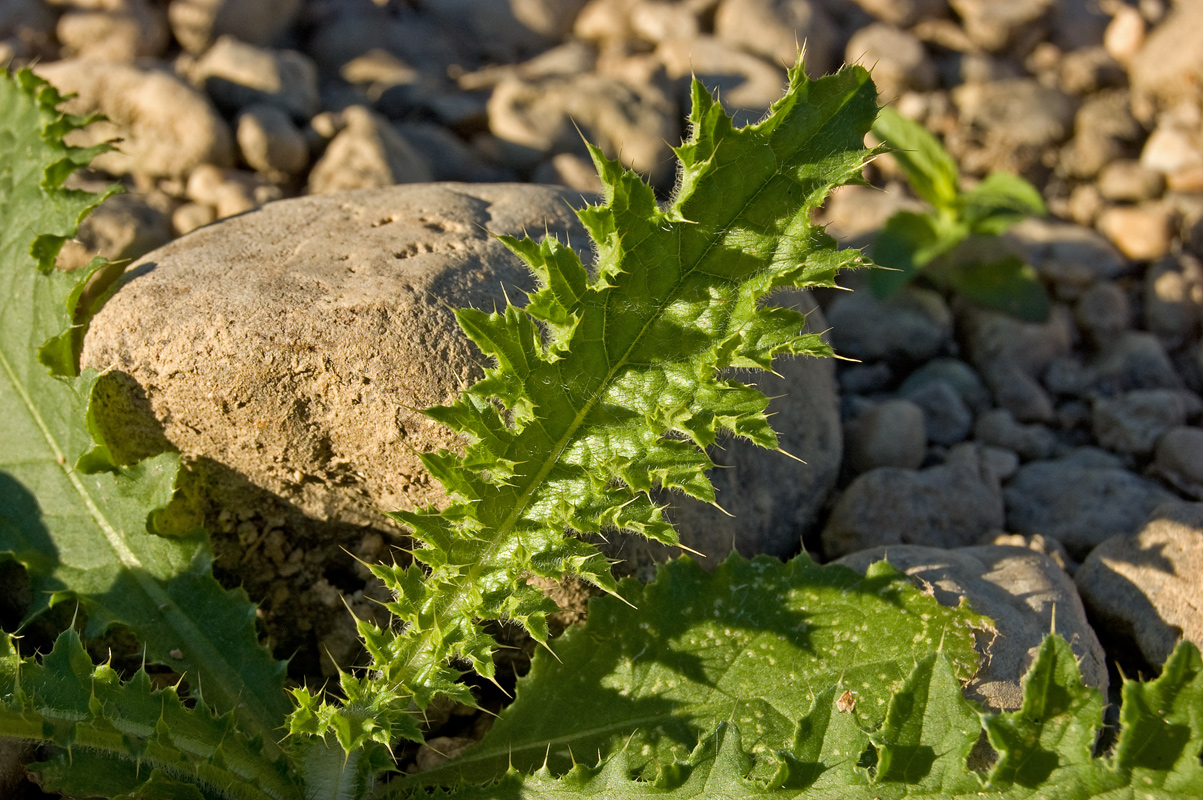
[
  {"x1": 959, "y1": 302, "x2": 1073, "y2": 380},
  {"x1": 835, "y1": 544, "x2": 1107, "y2": 711},
  {"x1": 1060, "y1": 91, "x2": 1142, "y2": 182},
  {"x1": 821, "y1": 444, "x2": 1005, "y2": 558},
  {"x1": 55, "y1": 191, "x2": 173, "y2": 273},
  {"x1": 826, "y1": 286, "x2": 953, "y2": 364},
  {"x1": 948, "y1": 0, "x2": 1050, "y2": 52},
  {"x1": 844, "y1": 398, "x2": 926, "y2": 474},
  {"x1": 395, "y1": 122, "x2": 513, "y2": 184},
  {"x1": 236, "y1": 104, "x2": 309, "y2": 179},
  {"x1": 1092, "y1": 389, "x2": 1202, "y2": 456},
  {"x1": 487, "y1": 71, "x2": 675, "y2": 185},
  {"x1": 188, "y1": 35, "x2": 319, "y2": 120},
  {"x1": 974, "y1": 408, "x2": 1057, "y2": 461},
  {"x1": 1086, "y1": 331, "x2": 1184, "y2": 394},
  {"x1": 0, "y1": 0, "x2": 56, "y2": 63},
  {"x1": 1096, "y1": 159, "x2": 1165, "y2": 203},
  {"x1": 953, "y1": 79, "x2": 1076, "y2": 152},
  {"x1": 663, "y1": 293, "x2": 842, "y2": 560},
  {"x1": 1073, "y1": 281, "x2": 1130, "y2": 346},
  {"x1": 901, "y1": 379, "x2": 973, "y2": 447},
  {"x1": 1151, "y1": 426, "x2": 1203, "y2": 500},
  {"x1": 847, "y1": 0, "x2": 947, "y2": 27},
  {"x1": 423, "y1": 0, "x2": 588, "y2": 60},
  {"x1": 844, "y1": 23, "x2": 937, "y2": 101},
  {"x1": 1008, "y1": 216, "x2": 1127, "y2": 300},
  {"x1": 713, "y1": 0, "x2": 838, "y2": 76},
  {"x1": 1004, "y1": 455, "x2": 1178, "y2": 558},
  {"x1": 1049, "y1": 0, "x2": 1110, "y2": 51},
  {"x1": 1129, "y1": 0, "x2": 1203, "y2": 111},
  {"x1": 81, "y1": 184, "x2": 592, "y2": 531},
  {"x1": 1075, "y1": 502, "x2": 1203, "y2": 667},
  {"x1": 56, "y1": 0, "x2": 169, "y2": 62},
  {"x1": 33, "y1": 59, "x2": 233, "y2": 178},
  {"x1": 307, "y1": 106, "x2": 434, "y2": 194},
  {"x1": 899, "y1": 358, "x2": 992, "y2": 414},
  {"x1": 981, "y1": 360, "x2": 1056, "y2": 424},
  {"x1": 1144, "y1": 257, "x2": 1203, "y2": 347},
  {"x1": 837, "y1": 361, "x2": 893, "y2": 395},
  {"x1": 168, "y1": 0, "x2": 301, "y2": 54}
]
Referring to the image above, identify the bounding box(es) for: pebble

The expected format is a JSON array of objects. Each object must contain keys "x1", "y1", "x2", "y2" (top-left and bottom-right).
[
  {"x1": 187, "y1": 35, "x2": 320, "y2": 121},
  {"x1": 423, "y1": 0, "x2": 587, "y2": 61},
  {"x1": 168, "y1": 0, "x2": 302, "y2": 54},
  {"x1": 1095, "y1": 203, "x2": 1174, "y2": 262},
  {"x1": 55, "y1": 191, "x2": 173, "y2": 272},
  {"x1": 900, "y1": 379, "x2": 974, "y2": 447},
  {"x1": 307, "y1": 106, "x2": 434, "y2": 194},
  {"x1": 1073, "y1": 281, "x2": 1131, "y2": 345},
  {"x1": 953, "y1": 79, "x2": 1077, "y2": 152},
  {"x1": 826, "y1": 286, "x2": 953, "y2": 364},
  {"x1": 1140, "y1": 123, "x2": 1203, "y2": 177},
  {"x1": 33, "y1": 59, "x2": 233, "y2": 178},
  {"x1": 655, "y1": 36, "x2": 787, "y2": 129},
  {"x1": 844, "y1": 23, "x2": 937, "y2": 100},
  {"x1": 236, "y1": 104, "x2": 310, "y2": 179},
  {"x1": 1143, "y1": 256, "x2": 1203, "y2": 346},
  {"x1": 1060, "y1": 90, "x2": 1142, "y2": 180},
  {"x1": 56, "y1": 0, "x2": 169, "y2": 62},
  {"x1": 713, "y1": 0, "x2": 838, "y2": 76},
  {"x1": 974, "y1": 408, "x2": 1058, "y2": 461},
  {"x1": 1092, "y1": 389, "x2": 1202, "y2": 456},
  {"x1": 1129, "y1": 0, "x2": 1203, "y2": 110},
  {"x1": 1103, "y1": 5, "x2": 1145, "y2": 65},
  {"x1": 1096, "y1": 159, "x2": 1165, "y2": 202},
  {"x1": 846, "y1": 0, "x2": 948, "y2": 27},
  {"x1": 835, "y1": 544, "x2": 1107, "y2": 711},
  {"x1": 843, "y1": 398, "x2": 927, "y2": 475},
  {"x1": 1007, "y1": 217, "x2": 1126, "y2": 300},
  {"x1": 1150, "y1": 426, "x2": 1203, "y2": 499},
  {"x1": 948, "y1": 0, "x2": 1051, "y2": 53},
  {"x1": 1003, "y1": 452, "x2": 1178, "y2": 558},
  {"x1": 821, "y1": 444, "x2": 1005, "y2": 558},
  {"x1": 959, "y1": 302, "x2": 1074, "y2": 381},
  {"x1": 899, "y1": 358, "x2": 992, "y2": 414},
  {"x1": 982, "y1": 360, "x2": 1056, "y2": 424},
  {"x1": 1085, "y1": 330, "x2": 1184, "y2": 394},
  {"x1": 1075, "y1": 501, "x2": 1203, "y2": 667}
]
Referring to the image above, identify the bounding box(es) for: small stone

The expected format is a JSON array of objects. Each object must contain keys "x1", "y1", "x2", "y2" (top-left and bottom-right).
[
  {"x1": 1103, "y1": 5, "x2": 1145, "y2": 65},
  {"x1": 1096, "y1": 159, "x2": 1165, "y2": 202},
  {"x1": 188, "y1": 35, "x2": 320, "y2": 120},
  {"x1": 1074, "y1": 281, "x2": 1131, "y2": 345},
  {"x1": 899, "y1": 358, "x2": 992, "y2": 413},
  {"x1": 396, "y1": 122, "x2": 514, "y2": 184},
  {"x1": 172, "y1": 202, "x2": 216, "y2": 236},
  {"x1": 835, "y1": 544, "x2": 1106, "y2": 711},
  {"x1": 531, "y1": 153, "x2": 605, "y2": 194},
  {"x1": 900, "y1": 379, "x2": 973, "y2": 447},
  {"x1": 1140, "y1": 123, "x2": 1203, "y2": 176},
  {"x1": 953, "y1": 79, "x2": 1076, "y2": 152},
  {"x1": 1007, "y1": 217, "x2": 1126, "y2": 299},
  {"x1": 974, "y1": 408, "x2": 1057, "y2": 461},
  {"x1": 959, "y1": 301, "x2": 1074, "y2": 380},
  {"x1": 821, "y1": 445, "x2": 1005, "y2": 558},
  {"x1": 713, "y1": 0, "x2": 838, "y2": 76},
  {"x1": 844, "y1": 23, "x2": 937, "y2": 101},
  {"x1": 1086, "y1": 331, "x2": 1185, "y2": 394},
  {"x1": 1060, "y1": 90, "x2": 1141, "y2": 181},
  {"x1": 422, "y1": 0, "x2": 587, "y2": 60},
  {"x1": 54, "y1": 191, "x2": 172, "y2": 272},
  {"x1": 1057, "y1": 46, "x2": 1125, "y2": 96},
  {"x1": 826, "y1": 286, "x2": 953, "y2": 364},
  {"x1": 1143, "y1": 256, "x2": 1203, "y2": 346},
  {"x1": 236, "y1": 104, "x2": 309, "y2": 179},
  {"x1": 655, "y1": 36, "x2": 787, "y2": 129},
  {"x1": 1066, "y1": 183, "x2": 1103, "y2": 226},
  {"x1": 1129, "y1": 0, "x2": 1203, "y2": 110},
  {"x1": 168, "y1": 0, "x2": 302, "y2": 54},
  {"x1": 843, "y1": 399, "x2": 927, "y2": 475},
  {"x1": 33, "y1": 59, "x2": 233, "y2": 178},
  {"x1": 1075, "y1": 502, "x2": 1203, "y2": 666},
  {"x1": 847, "y1": 0, "x2": 948, "y2": 27},
  {"x1": 1004, "y1": 455, "x2": 1178, "y2": 558},
  {"x1": 837, "y1": 361, "x2": 894, "y2": 395},
  {"x1": 1151, "y1": 426, "x2": 1203, "y2": 499},
  {"x1": 629, "y1": 1, "x2": 699, "y2": 43},
  {"x1": 948, "y1": 0, "x2": 1051, "y2": 53},
  {"x1": 56, "y1": 1, "x2": 169, "y2": 62},
  {"x1": 1096, "y1": 203, "x2": 1174, "y2": 261},
  {"x1": 1092, "y1": 389, "x2": 1203, "y2": 456},
  {"x1": 307, "y1": 106, "x2": 434, "y2": 195},
  {"x1": 982, "y1": 360, "x2": 1056, "y2": 424},
  {"x1": 185, "y1": 165, "x2": 280, "y2": 219}
]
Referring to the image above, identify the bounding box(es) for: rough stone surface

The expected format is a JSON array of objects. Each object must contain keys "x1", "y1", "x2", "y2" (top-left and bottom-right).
[
  {"x1": 1075, "y1": 502, "x2": 1203, "y2": 667},
  {"x1": 836, "y1": 544, "x2": 1107, "y2": 711},
  {"x1": 973, "y1": 409, "x2": 1057, "y2": 462},
  {"x1": 82, "y1": 184, "x2": 591, "y2": 531},
  {"x1": 821, "y1": 444, "x2": 1005, "y2": 559},
  {"x1": 1151, "y1": 426, "x2": 1203, "y2": 500},
  {"x1": 1003, "y1": 452, "x2": 1178, "y2": 558},
  {"x1": 33, "y1": 59, "x2": 233, "y2": 178}
]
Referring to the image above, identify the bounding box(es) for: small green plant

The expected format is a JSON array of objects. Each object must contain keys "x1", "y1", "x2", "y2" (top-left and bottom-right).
[
  {"x1": 869, "y1": 106, "x2": 1052, "y2": 322},
  {"x1": 2, "y1": 62, "x2": 1202, "y2": 800}
]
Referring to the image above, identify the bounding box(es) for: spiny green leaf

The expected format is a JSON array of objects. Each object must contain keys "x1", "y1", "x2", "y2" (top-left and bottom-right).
[
  {"x1": 0, "y1": 630, "x2": 304, "y2": 800},
  {"x1": 0, "y1": 67, "x2": 289, "y2": 742},
  {"x1": 414, "y1": 638, "x2": 1203, "y2": 799},
  {"x1": 404, "y1": 554, "x2": 989, "y2": 788},
  {"x1": 294, "y1": 58, "x2": 879, "y2": 751}
]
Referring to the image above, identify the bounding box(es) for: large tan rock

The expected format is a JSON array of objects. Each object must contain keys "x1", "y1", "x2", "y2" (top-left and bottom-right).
[{"x1": 82, "y1": 184, "x2": 842, "y2": 556}]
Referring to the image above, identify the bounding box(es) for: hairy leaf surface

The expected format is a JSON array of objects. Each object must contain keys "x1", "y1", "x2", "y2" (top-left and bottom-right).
[
  {"x1": 421, "y1": 637, "x2": 1203, "y2": 799},
  {"x1": 0, "y1": 68, "x2": 288, "y2": 741},
  {"x1": 300, "y1": 60, "x2": 880, "y2": 750},
  {"x1": 408, "y1": 555, "x2": 989, "y2": 786}
]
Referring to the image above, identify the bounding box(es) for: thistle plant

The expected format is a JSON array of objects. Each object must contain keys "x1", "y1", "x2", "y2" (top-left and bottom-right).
[{"x1": 1, "y1": 61, "x2": 1201, "y2": 800}]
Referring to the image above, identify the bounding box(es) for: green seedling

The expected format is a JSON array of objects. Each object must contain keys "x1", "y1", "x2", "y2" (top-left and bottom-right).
[{"x1": 870, "y1": 106, "x2": 1052, "y2": 322}]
